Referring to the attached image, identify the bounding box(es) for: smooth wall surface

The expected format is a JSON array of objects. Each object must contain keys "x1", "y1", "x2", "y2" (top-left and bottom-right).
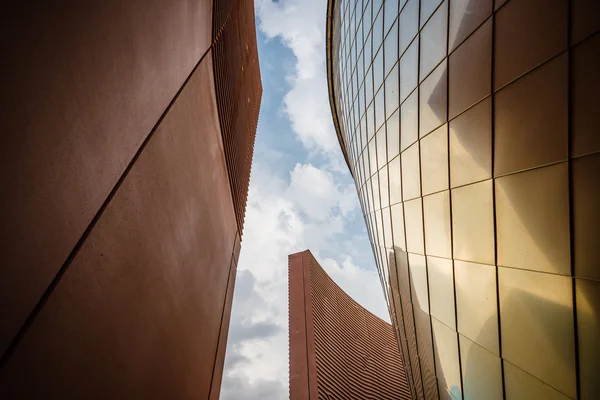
[
  {"x1": 0, "y1": 0, "x2": 261, "y2": 398},
  {"x1": 328, "y1": 0, "x2": 600, "y2": 399}
]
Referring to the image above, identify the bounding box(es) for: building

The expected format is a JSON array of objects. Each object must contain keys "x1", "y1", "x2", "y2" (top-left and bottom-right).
[
  {"x1": 0, "y1": 0, "x2": 261, "y2": 398},
  {"x1": 327, "y1": 0, "x2": 599, "y2": 399},
  {"x1": 289, "y1": 250, "x2": 411, "y2": 399}
]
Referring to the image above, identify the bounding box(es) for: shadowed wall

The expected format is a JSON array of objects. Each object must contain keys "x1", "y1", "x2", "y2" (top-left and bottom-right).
[{"x1": 0, "y1": 1, "x2": 261, "y2": 398}]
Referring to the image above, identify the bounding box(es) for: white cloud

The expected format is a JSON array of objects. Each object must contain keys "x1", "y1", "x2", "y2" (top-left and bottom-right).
[
  {"x1": 255, "y1": 0, "x2": 340, "y2": 154},
  {"x1": 286, "y1": 163, "x2": 356, "y2": 220},
  {"x1": 220, "y1": 1, "x2": 389, "y2": 398}
]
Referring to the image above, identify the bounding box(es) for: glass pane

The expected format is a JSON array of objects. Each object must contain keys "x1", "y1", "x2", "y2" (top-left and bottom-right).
[
  {"x1": 420, "y1": 1, "x2": 448, "y2": 80},
  {"x1": 427, "y1": 255, "x2": 455, "y2": 329},
  {"x1": 459, "y1": 335, "x2": 503, "y2": 400},
  {"x1": 455, "y1": 260, "x2": 499, "y2": 355},
  {"x1": 449, "y1": 98, "x2": 492, "y2": 188},
  {"x1": 420, "y1": 124, "x2": 449, "y2": 196},
  {"x1": 494, "y1": 0, "x2": 567, "y2": 89},
  {"x1": 448, "y1": 19, "x2": 491, "y2": 119},
  {"x1": 498, "y1": 267, "x2": 576, "y2": 398},
  {"x1": 496, "y1": 163, "x2": 570, "y2": 275},
  {"x1": 451, "y1": 180, "x2": 495, "y2": 265},
  {"x1": 423, "y1": 190, "x2": 452, "y2": 259},
  {"x1": 494, "y1": 55, "x2": 568, "y2": 176},
  {"x1": 401, "y1": 142, "x2": 421, "y2": 201},
  {"x1": 420, "y1": 60, "x2": 448, "y2": 137}
]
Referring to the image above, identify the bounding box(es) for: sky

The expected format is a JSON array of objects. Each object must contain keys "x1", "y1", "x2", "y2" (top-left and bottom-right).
[{"x1": 219, "y1": 0, "x2": 389, "y2": 398}]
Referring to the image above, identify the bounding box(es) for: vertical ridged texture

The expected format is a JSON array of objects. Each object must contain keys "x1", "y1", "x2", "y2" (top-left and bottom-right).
[
  {"x1": 212, "y1": 0, "x2": 263, "y2": 235},
  {"x1": 289, "y1": 250, "x2": 412, "y2": 399}
]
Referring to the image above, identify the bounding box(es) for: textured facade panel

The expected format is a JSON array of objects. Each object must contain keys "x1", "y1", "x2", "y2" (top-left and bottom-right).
[
  {"x1": 0, "y1": 0, "x2": 212, "y2": 357},
  {"x1": 327, "y1": 0, "x2": 600, "y2": 399},
  {"x1": 213, "y1": 0, "x2": 263, "y2": 234},
  {"x1": 0, "y1": 1, "x2": 261, "y2": 398},
  {"x1": 289, "y1": 250, "x2": 411, "y2": 400}
]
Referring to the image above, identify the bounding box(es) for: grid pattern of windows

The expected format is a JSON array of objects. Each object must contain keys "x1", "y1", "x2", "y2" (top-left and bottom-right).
[{"x1": 328, "y1": 0, "x2": 600, "y2": 399}]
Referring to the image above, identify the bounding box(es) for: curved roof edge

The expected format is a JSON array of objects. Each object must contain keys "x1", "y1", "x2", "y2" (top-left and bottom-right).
[{"x1": 325, "y1": 0, "x2": 353, "y2": 177}]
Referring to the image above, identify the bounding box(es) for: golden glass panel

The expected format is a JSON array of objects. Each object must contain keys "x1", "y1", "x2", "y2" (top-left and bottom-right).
[
  {"x1": 576, "y1": 278, "x2": 600, "y2": 400},
  {"x1": 494, "y1": 54, "x2": 568, "y2": 176},
  {"x1": 375, "y1": 87, "x2": 386, "y2": 132},
  {"x1": 395, "y1": 249, "x2": 411, "y2": 303},
  {"x1": 420, "y1": 60, "x2": 447, "y2": 138},
  {"x1": 493, "y1": 0, "x2": 567, "y2": 89},
  {"x1": 572, "y1": 34, "x2": 600, "y2": 157},
  {"x1": 401, "y1": 90, "x2": 419, "y2": 151},
  {"x1": 387, "y1": 109, "x2": 400, "y2": 161},
  {"x1": 432, "y1": 317, "x2": 462, "y2": 398},
  {"x1": 372, "y1": 172, "x2": 380, "y2": 211},
  {"x1": 383, "y1": 206, "x2": 393, "y2": 248},
  {"x1": 391, "y1": 202, "x2": 406, "y2": 251},
  {"x1": 573, "y1": 153, "x2": 600, "y2": 280},
  {"x1": 423, "y1": 191, "x2": 452, "y2": 259},
  {"x1": 448, "y1": 19, "x2": 491, "y2": 119},
  {"x1": 459, "y1": 335, "x2": 503, "y2": 400},
  {"x1": 366, "y1": 70, "x2": 375, "y2": 109},
  {"x1": 454, "y1": 260, "x2": 498, "y2": 356},
  {"x1": 449, "y1": 97, "x2": 492, "y2": 188},
  {"x1": 409, "y1": 253, "x2": 429, "y2": 313},
  {"x1": 365, "y1": 179, "x2": 373, "y2": 214},
  {"x1": 389, "y1": 155, "x2": 402, "y2": 205},
  {"x1": 420, "y1": 0, "x2": 447, "y2": 81},
  {"x1": 385, "y1": 64, "x2": 400, "y2": 118},
  {"x1": 401, "y1": 142, "x2": 421, "y2": 201},
  {"x1": 368, "y1": 136, "x2": 378, "y2": 175},
  {"x1": 503, "y1": 360, "x2": 571, "y2": 400},
  {"x1": 379, "y1": 166, "x2": 390, "y2": 208},
  {"x1": 399, "y1": 0, "x2": 419, "y2": 54},
  {"x1": 377, "y1": 125, "x2": 387, "y2": 170},
  {"x1": 498, "y1": 267, "x2": 577, "y2": 398},
  {"x1": 404, "y1": 197, "x2": 424, "y2": 255},
  {"x1": 400, "y1": 38, "x2": 419, "y2": 103},
  {"x1": 421, "y1": 124, "x2": 449, "y2": 196},
  {"x1": 496, "y1": 162, "x2": 570, "y2": 276},
  {"x1": 427, "y1": 256, "x2": 455, "y2": 330},
  {"x1": 448, "y1": 0, "x2": 492, "y2": 51},
  {"x1": 375, "y1": 209, "x2": 384, "y2": 248},
  {"x1": 451, "y1": 180, "x2": 494, "y2": 265},
  {"x1": 414, "y1": 306, "x2": 439, "y2": 400}
]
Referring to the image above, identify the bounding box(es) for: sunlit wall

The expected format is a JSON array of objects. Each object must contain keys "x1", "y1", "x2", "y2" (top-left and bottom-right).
[{"x1": 326, "y1": 0, "x2": 600, "y2": 398}]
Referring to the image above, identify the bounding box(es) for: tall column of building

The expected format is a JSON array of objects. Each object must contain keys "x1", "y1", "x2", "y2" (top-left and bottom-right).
[
  {"x1": 327, "y1": 0, "x2": 600, "y2": 399},
  {"x1": 0, "y1": 1, "x2": 261, "y2": 398}
]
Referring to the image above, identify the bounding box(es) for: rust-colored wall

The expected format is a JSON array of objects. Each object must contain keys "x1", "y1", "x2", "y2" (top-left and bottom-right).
[
  {"x1": 289, "y1": 250, "x2": 412, "y2": 400},
  {"x1": 213, "y1": 0, "x2": 263, "y2": 234},
  {"x1": 0, "y1": 0, "x2": 261, "y2": 398}
]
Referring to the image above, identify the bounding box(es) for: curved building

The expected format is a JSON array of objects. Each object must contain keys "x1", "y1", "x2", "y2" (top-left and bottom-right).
[
  {"x1": 289, "y1": 250, "x2": 411, "y2": 399},
  {"x1": 327, "y1": 0, "x2": 600, "y2": 399},
  {"x1": 0, "y1": 0, "x2": 260, "y2": 398}
]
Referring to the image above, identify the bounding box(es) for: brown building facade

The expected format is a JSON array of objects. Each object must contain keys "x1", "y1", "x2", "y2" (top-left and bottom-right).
[
  {"x1": 327, "y1": 0, "x2": 600, "y2": 399},
  {"x1": 289, "y1": 250, "x2": 411, "y2": 399},
  {"x1": 0, "y1": 1, "x2": 261, "y2": 398}
]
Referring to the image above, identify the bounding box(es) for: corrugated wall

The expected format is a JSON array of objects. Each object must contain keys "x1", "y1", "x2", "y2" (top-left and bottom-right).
[{"x1": 289, "y1": 250, "x2": 412, "y2": 399}]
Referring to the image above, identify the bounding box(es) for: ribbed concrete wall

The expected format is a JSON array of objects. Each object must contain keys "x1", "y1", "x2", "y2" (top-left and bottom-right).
[{"x1": 289, "y1": 250, "x2": 411, "y2": 399}]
